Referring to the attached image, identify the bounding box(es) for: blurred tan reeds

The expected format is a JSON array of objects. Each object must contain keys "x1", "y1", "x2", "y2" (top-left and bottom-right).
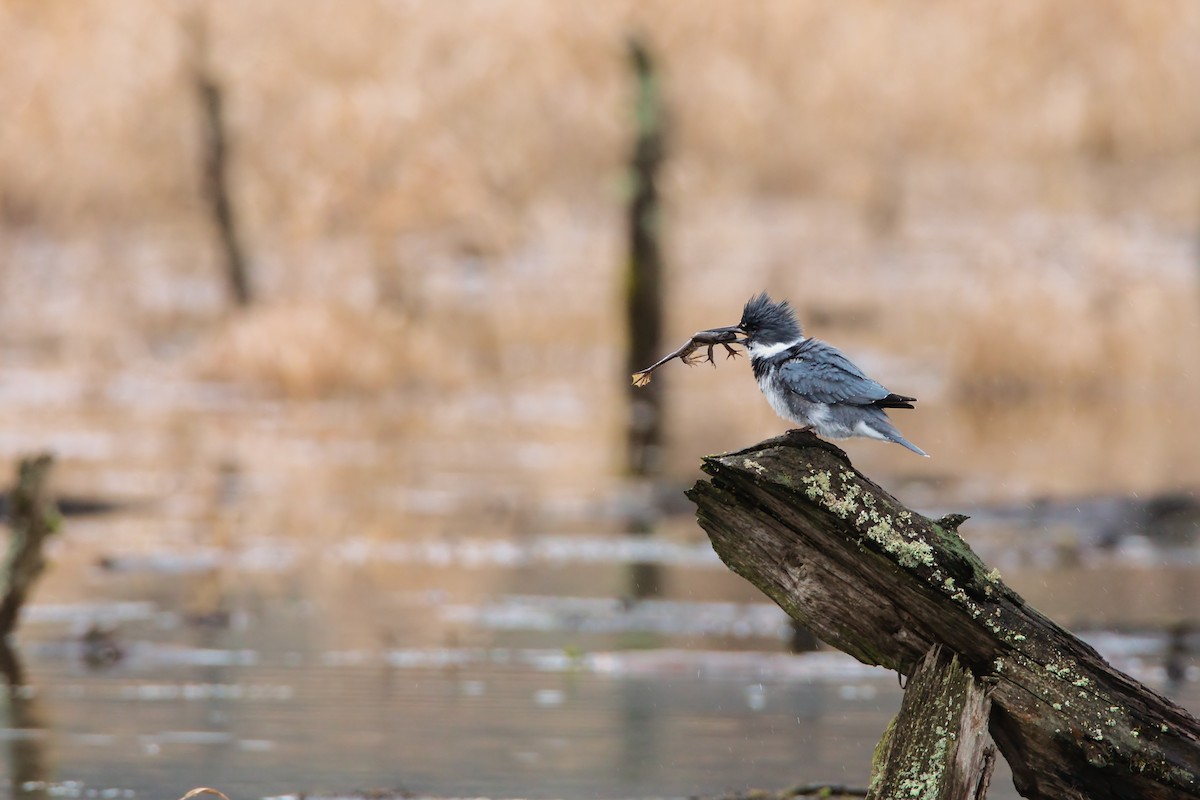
[
  {"x1": 4, "y1": 1, "x2": 1199, "y2": 228},
  {"x1": 192, "y1": 303, "x2": 417, "y2": 398},
  {"x1": 2, "y1": 0, "x2": 1199, "y2": 402},
  {"x1": 948, "y1": 259, "x2": 1200, "y2": 404}
]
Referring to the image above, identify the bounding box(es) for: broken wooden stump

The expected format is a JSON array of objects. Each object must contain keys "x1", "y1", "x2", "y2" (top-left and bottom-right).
[
  {"x1": 0, "y1": 454, "x2": 60, "y2": 641},
  {"x1": 867, "y1": 645, "x2": 995, "y2": 800},
  {"x1": 687, "y1": 431, "x2": 1200, "y2": 800}
]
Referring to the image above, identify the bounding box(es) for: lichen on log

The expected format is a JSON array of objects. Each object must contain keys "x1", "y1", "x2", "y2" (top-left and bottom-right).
[
  {"x1": 867, "y1": 645, "x2": 994, "y2": 800},
  {"x1": 687, "y1": 431, "x2": 1200, "y2": 800}
]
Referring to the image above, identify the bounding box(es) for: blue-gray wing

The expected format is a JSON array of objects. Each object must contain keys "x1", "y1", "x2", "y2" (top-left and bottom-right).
[{"x1": 777, "y1": 340, "x2": 894, "y2": 406}]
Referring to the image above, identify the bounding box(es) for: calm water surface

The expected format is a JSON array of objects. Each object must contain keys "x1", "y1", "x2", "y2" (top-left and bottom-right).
[{"x1": 2, "y1": 507, "x2": 1197, "y2": 799}]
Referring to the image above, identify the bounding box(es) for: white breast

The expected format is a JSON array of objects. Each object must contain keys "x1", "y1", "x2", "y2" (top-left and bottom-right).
[
  {"x1": 756, "y1": 366, "x2": 834, "y2": 432},
  {"x1": 757, "y1": 371, "x2": 801, "y2": 423}
]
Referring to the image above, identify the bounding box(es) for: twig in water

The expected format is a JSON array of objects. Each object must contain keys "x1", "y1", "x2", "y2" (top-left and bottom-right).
[
  {"x1": 781, "y1": 783, "x2": 869, "y2": 797},
  {"x1": 179, "y1": 789, "x2": 232, "y2": 800}
]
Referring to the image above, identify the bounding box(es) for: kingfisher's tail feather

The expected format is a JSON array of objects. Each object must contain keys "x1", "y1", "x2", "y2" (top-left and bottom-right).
[
  {"x1": 867, "y1": 412, "x2": 929, "y2": 457},
  {"x1": 889, "y1": 434, "x2": 929, "y2": 458}
]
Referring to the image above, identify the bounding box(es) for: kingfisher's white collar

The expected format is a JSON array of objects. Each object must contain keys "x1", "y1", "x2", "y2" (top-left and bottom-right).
[{"x1": 748, "y1": 337, "x2": 805, "y2": 359}]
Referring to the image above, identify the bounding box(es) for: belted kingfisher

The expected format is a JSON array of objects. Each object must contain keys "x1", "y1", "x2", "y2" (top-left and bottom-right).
[{"x1": 709, "y1": 293, "x2": 928, "y2": 456}]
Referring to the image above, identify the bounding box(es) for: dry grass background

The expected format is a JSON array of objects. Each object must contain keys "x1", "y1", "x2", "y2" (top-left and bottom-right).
[
  {"x1": 4, "y1": 1, "x2": 1200, "y2": 226},
  {"x1": 4, "y1": 1, "x2": 1200, "y2": 231},
  {"x1": 3, "y1": 0, "x2": 1200, "y2": 499}
]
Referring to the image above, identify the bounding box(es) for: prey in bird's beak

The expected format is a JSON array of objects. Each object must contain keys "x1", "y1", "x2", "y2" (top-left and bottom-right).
[
  {"x1": 631, "y1": 325, "x2": 746, "y2": 387},
  {"x1": 701, "y1": 325, "x2": 746, "y2": 344}
]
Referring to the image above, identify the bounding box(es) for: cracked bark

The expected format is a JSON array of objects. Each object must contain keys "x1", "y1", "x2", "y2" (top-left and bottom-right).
[{"x1": 867, "y1": 645, "x2": 995, "y2": 800}]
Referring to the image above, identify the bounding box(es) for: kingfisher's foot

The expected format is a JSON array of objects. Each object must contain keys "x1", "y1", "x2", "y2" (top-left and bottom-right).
[{"x1": 787, "y1": 426, "x2": 815, "y2": 434}]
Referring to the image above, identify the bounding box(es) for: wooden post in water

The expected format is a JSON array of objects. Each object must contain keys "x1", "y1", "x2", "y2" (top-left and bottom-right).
[
  {"x1": 0, "y1": 454, "x2": 60, "y2": 641},
  {"x1": 687, "y1": 431, "x2": 1200, "y2": 799},
  {"x1": 622, "y1": 36, "x2": 668, "y2": 599},
  {"x1": 188, "y1": 12, "x2": 253, "y2": 307},
  {"x1": 624, "y1": 36, "x2": 666, "y2": 482},
  {"x1": 0, "y1": 454, "x2": 60, "y2": 644}
]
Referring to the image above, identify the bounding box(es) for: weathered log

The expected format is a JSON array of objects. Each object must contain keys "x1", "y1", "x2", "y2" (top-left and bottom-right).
[
  {"x1": 0, "y1": 454, "x2": 60, "y2": 641},
  {"x1": 686, "y1": 431, "x2": 1200, "y2": 800},
  {"x1": 867, "y1": 645, "x2": 995, "y2": 800}
]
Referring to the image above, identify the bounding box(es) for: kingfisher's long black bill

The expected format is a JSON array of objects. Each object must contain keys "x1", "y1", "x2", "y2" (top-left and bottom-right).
[{"x1": 696, "y1": 325, "x2": 747, "y2": 346}]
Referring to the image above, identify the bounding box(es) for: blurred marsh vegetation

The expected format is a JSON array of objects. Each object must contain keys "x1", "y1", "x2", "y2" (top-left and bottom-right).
[
  {"x1": 4, "y1": 2, "x2": 1200, "y2": 498},
  {"x1": 1, "y1": 2, "x2": 1200, "y2": 798}
]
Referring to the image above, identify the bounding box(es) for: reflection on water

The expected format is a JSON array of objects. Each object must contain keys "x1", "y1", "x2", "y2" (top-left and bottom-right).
[
  {"x1": 0, "y1": 509, "x2": 1196, "y2": 799},
  {"x1": 2, "y1": 682, "x2": 50, "y2": 800},
  {"x1": 6, "y1": 536, "x2": 903, "y2": 799},
  {"x1": 48, "y1": 662, "x2": 881, "y2": 800}
]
